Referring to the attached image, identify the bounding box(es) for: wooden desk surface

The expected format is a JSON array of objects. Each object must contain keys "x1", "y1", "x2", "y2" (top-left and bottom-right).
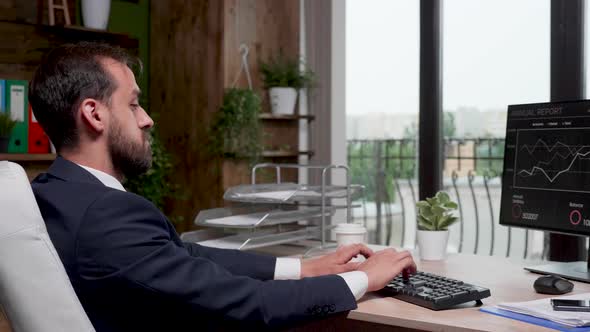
[
  {"x1": 352, "y1": 253, "x2": 590, "y2": 332},
  {"x1": 257, "y1": 243, "x2": 590, "y2": 332}
]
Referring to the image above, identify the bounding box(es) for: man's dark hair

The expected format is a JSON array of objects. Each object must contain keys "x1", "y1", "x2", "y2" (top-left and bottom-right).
[{"x1": 29, "y1": 41, "x2": 141, "y2": 151}]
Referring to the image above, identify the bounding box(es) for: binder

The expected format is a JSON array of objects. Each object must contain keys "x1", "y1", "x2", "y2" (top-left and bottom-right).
[
  {"x1": 28, "y1": 104, "x2": 49, "y2": 153},
  {"x1": 0, "y1": 80, "x2": 5, "y2": 113},
  {"x1": 6, "y1": 80, "x2": 28, "y2": 153}
]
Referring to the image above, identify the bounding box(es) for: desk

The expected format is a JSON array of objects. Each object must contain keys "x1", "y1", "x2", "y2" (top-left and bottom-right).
[{"x1": 257, "y1": 244, "x2": 590, "y2": 332}]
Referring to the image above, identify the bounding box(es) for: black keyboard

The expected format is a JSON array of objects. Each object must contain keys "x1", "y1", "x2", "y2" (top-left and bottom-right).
[{"x1": 380, "y1": 271, "x2": 491, "y2": 310}]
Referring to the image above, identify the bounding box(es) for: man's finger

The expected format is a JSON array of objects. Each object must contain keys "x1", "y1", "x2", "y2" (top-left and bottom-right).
[
  {"x1": 391, "y1": 250, "x2": 412, "y2": 262},
  {"x1": 393, "y1": 256, "x2": 416, "y2": 274},
  {"x1": 337, "y1": 244, "x2": 374, "y2": 262}
]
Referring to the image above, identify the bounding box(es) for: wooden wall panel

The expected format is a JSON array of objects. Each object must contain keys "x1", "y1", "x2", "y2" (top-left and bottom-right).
[
  {"x1": 151, "y1": 0, "x2": 301, "y2": 230},
  {"x1": 222, "y1": 0, "x2": 301, "y2": 189},
  {"x1": 223, "y1": 0, "x2": 300, "y2": 89},
  {"x1": 150, "y1": 0, "x2": 225, "y2": 231}
]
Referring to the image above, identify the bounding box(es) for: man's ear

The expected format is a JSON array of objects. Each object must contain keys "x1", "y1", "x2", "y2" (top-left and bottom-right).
[{"x1": 79, "y1": 98, "x2": 106, "y2": 134}]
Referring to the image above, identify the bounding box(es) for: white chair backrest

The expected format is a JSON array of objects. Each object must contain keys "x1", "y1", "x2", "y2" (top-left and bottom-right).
[{"x1": 0, "y1": 161, "x2": 95, "y2": 332}]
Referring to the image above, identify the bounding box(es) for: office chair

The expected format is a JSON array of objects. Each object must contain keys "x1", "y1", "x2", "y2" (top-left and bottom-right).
[{"x1": 0, "y1": 161, "x2": 95, "y2": 332}]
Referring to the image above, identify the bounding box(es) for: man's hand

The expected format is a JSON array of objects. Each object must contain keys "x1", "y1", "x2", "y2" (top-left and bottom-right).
[
  {"x1": 357, "y1": 248, "x2": 416, "y2": 292},
  {"x1": 300, "y1": 244, "x2": 374, "y2": 278}
]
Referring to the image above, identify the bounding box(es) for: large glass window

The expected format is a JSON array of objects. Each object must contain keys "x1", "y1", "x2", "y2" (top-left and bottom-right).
[
  {"x1": 443, "y1": 0, "x2": 550, "y2": 257},
  {"x1": 346, "y1": 0, "x2": 419, "y2": 245}
]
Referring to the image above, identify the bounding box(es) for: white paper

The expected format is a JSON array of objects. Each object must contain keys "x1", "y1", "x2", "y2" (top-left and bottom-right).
[
  {"x1": 197, "y1": 238, "x2": 243, "y2": 250},
  {"x1": 236, "y1": 190, "x2": 297, "y2": 201},
  {"x1": 496, "y1": 292, "x2": 590, "y2": 327},
  {"x1": 205, "y1": 213, "x2": 268, "y2": 226},
  {"x1": 10, "y1": 85, "x2": 24, "y2": 122}
]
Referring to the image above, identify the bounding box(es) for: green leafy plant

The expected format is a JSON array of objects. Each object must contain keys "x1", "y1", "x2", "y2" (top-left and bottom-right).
[
  {"x1": 259, "y1": 55, "x2": 314, "y2": 89},
  {"x1": 124, "y1": 130, "x2": 185, "y2": 223},
  {"x1": 416, "y1": 191, "x2": 458, "y2": 231},
  {"x1": 0, "y1": 112, "x2": 16, "y2": 137},
  {"x1": 209, "y1": 88, "x2": 262, "y2": 160}
]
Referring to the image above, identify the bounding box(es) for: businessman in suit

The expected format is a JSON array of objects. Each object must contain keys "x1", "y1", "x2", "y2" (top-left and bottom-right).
[{"x1": 29, "y1": 42, "x2": 416, "y2": 331}]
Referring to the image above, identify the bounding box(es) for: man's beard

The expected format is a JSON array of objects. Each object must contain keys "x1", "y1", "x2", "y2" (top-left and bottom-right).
[{"x1": 108, "y1": 119, "x2": 152, "y2": 178}]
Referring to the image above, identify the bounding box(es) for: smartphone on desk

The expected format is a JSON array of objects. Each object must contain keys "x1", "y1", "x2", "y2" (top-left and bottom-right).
[{"x1": 551, "y1": 299, "x2": 590, "y2": 312}]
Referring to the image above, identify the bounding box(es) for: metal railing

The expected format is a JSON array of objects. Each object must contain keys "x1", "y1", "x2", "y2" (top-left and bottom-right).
[{"x1": 347, "y1": 138, "x2": 547, "y2": 261}]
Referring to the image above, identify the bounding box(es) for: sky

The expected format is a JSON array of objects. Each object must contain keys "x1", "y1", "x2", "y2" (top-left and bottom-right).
[{"x1": 346, "y1": 0, "x2": 554, "y2": 116}]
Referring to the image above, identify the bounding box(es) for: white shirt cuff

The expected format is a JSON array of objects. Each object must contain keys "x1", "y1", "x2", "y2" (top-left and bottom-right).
[
  {"x1": 338, "y1": 271, "x2": 369, "y2": 301},
  {"x1": 274, "y1": 257, "x2": 301, "y2": 280}
]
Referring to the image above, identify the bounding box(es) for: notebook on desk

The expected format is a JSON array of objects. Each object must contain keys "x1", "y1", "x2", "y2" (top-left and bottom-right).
[{"x1": 481, "y1": 292, "x2": 590, "y2": 331}]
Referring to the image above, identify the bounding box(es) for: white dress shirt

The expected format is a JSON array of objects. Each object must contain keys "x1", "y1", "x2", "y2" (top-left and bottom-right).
[{"x1": 78, "y1": 164, "x2": 369, "y2": 300}]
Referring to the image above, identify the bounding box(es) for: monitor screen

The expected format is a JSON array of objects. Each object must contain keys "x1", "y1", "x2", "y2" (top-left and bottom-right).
[{"x1": 499, "y1": 100, "x2": 590, "y2": 236}]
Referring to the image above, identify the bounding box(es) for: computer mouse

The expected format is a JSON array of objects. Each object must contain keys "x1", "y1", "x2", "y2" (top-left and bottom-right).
[{"x1": 533, "y1": 275, "x2": 574, "y2": 295}]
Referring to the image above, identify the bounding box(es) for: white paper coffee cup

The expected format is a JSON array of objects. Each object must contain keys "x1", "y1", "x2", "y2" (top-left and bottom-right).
[{"x1": 335, "y1": 223, "x2": 367, "y2": 246}]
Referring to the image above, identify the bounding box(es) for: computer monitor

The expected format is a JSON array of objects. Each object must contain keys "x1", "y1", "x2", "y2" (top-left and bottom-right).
[{"x1": 499, "y1": 100, "x2": 590, "y2": 282}]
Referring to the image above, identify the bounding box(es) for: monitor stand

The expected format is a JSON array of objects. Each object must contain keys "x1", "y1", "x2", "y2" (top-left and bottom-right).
[{"x1": 525, "y1": 245, "x2": 590, "y2": 283}]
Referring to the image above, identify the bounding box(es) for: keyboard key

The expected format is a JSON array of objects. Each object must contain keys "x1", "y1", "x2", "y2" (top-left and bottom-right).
[
  {"x1": 451, "y1": 291, "x2": 469, "y2": 298},
  {"x1": 433, "y1": 295, "x2": 451, "y2": 302},
  {"x1": 409, "y1": 280, "x2": 427, "y2": 287}
]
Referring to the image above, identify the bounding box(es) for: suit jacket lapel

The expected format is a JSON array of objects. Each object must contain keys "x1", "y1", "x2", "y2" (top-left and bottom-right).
[{"x1": 47, "y1": 156, "x2": 105, "y2": 186}]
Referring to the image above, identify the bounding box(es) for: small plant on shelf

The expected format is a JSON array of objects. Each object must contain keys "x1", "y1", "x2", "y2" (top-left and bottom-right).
[
  {"x1": 259, "y1": 55, "x2": 314, "y2": 90},
  {"x1": 0, "y1": 112, "x2": 17, "y2": 153},
  {"x1": 259, "y1": 54, "x2": 314, "y2": 115},
  {"x1": 208, "y1": 88, "x2": 262, "y2": 161}
]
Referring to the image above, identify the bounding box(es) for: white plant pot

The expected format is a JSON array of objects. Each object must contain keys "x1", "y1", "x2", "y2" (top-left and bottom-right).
[
  {"x1": 417, "y1": 230, "x2": 449, "y2": 261},
  {"x1": 269, "y1": 87, "x2": 297, "y2": 115},
  {"x1": 82, "y1": 0, "x2": 111, "y2": 30}
]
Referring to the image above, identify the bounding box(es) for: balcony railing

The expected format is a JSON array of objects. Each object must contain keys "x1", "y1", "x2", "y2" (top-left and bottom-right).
[{"x1": 347, "y1": 138, "x2": 548, "y2": 260}]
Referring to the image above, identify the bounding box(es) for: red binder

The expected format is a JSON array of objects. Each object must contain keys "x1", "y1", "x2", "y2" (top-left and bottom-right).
[{"x1": 27, "y1": 104, "x2": 50, "y2": 153}]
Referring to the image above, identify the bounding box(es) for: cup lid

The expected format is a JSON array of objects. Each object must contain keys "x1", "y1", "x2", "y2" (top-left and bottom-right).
[{"x1": 335, "y1": 223, "x2": 366, "y2": 234}]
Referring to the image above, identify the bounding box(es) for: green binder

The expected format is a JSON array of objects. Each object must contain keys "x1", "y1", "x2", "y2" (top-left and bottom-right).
[{"x1": 6, "y1": 80, "x2": 28, "y2": 153}]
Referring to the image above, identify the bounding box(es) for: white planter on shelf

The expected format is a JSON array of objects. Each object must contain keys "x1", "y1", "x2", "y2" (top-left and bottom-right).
[
  {"x1": 82, "y1": 0, "x2": 111, "y2": 30},
  {"x1": 269, "y1": 87, "x2": 297, "y2": 115},
  {"x1": 417, "y1": 230, "x2": 449, "y2": 261}
]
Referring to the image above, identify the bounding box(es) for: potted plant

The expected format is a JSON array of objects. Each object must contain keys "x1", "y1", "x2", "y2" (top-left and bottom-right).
[
  {"x1": 0, "y1": 112, "x2": 16, "y2": 153},
  {"x1": 416, "y1": 191, "x2": 458, "y2": 260},
  {"x1": 209, "y1": 88, "x2": 262, "y2": 161},
  {"x1": 259, "y1": 55, "x2": 314, "y2": 115}
]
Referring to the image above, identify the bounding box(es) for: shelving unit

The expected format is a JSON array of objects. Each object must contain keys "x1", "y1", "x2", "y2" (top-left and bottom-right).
[
  {"x1": 0, "y1": 20, "x2": 139, "y2": 80},
  {"x1": 0, "y1": 154, "x2": 56, "y2": 162},
  {"x1": 185, "y1": 163, "x2": 363, "y2": 252}
]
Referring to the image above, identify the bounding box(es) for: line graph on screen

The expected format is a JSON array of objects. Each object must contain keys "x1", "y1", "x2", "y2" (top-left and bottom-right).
[{"x1": 513, "y1": 128, "x2": 590, "y2": 193}]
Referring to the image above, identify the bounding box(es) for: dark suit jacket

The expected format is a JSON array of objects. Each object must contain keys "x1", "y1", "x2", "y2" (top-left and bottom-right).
[{"x1": 31, "y1": 157, "x2": 356, "y2": 331}]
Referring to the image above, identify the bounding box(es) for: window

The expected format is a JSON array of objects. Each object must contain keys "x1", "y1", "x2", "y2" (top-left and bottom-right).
[
  {"x1": 346, "y1": 0, "x2": 419, "y2": 245},
  {"x1": 442, "y1": 0, "x2": 550, "y2": 256}
]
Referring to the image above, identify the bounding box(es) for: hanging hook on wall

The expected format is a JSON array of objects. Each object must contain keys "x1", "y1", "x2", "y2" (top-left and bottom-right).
[{"x1": 231, "y1": 43, "x2": 253, "y2": 90}]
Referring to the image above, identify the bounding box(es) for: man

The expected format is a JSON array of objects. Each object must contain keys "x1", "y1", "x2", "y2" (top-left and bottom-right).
[{"x1": 30, "y1": 42, "x2": 416, "y2": 331}]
